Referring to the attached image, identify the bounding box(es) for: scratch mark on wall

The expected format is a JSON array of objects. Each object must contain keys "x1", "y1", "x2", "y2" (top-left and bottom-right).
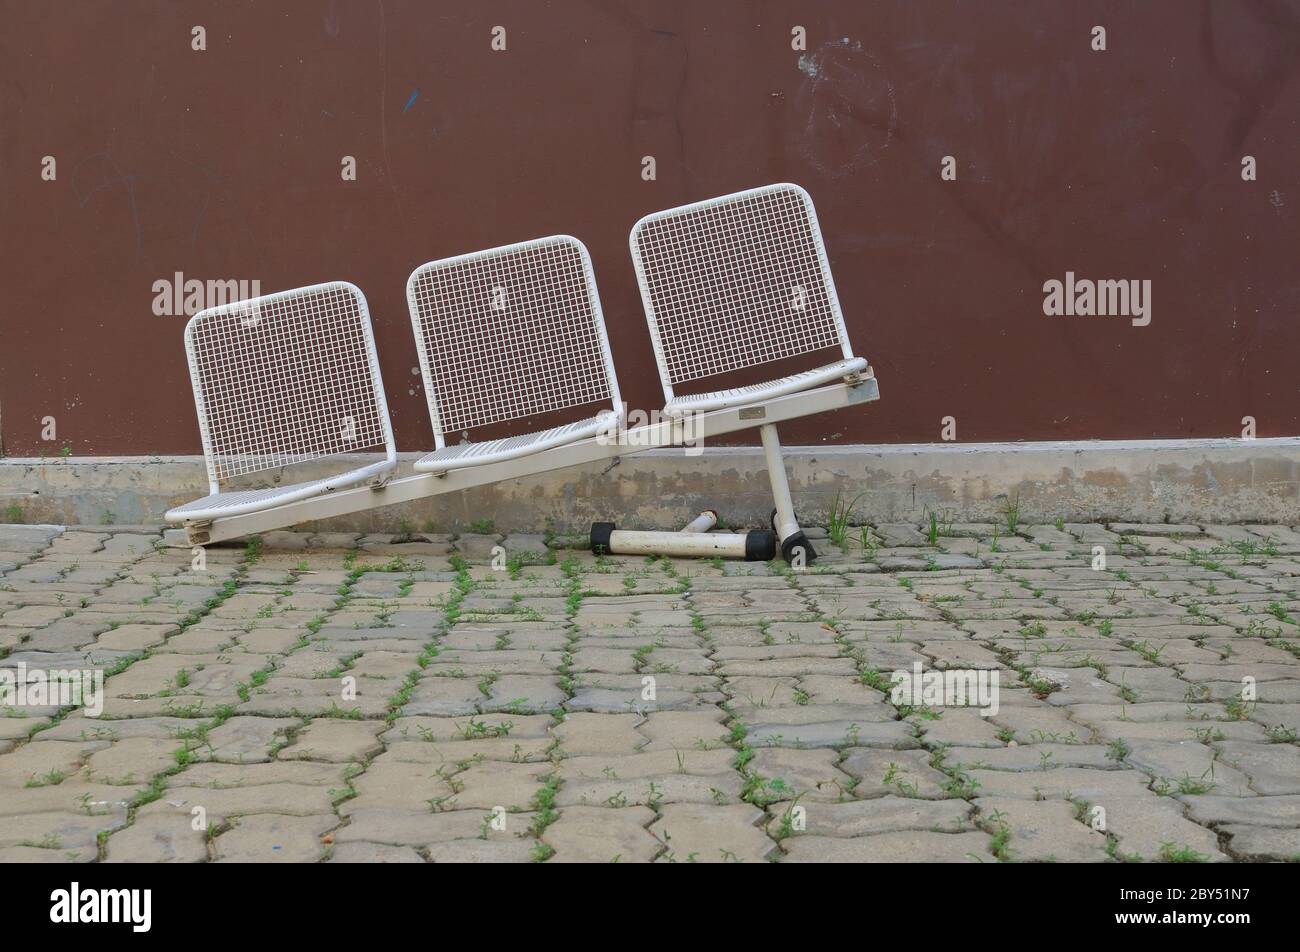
[
  {"x1": 190, "y1": 191, "x2": 210, "y2": 250},
  {"x1": 793, "y1": 39, "x2": 897, "y2": 179},
  {"x1": 69, "y1": 153, "x2": 145, "y2": 260},
  {"x1": 376, "y1": 0, "x2": 403, "y2": 220}
]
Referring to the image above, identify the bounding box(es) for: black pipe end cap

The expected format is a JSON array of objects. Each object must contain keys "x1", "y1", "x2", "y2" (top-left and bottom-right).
[
  {"x1": 590, "y1": 522, "x2": 615, "y2": 555},
  {"x1": 744, "y1": 529, "x2": 776, "y2": 561},
  {"x1": 781, "y1": 531, "x2": 818, "y2": 566}
]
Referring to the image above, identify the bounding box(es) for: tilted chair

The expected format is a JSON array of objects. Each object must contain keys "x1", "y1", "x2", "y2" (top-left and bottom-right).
[
  {"x1": 629, "y1": 182, "x2": 867, "y2": 417},
  {"x1": 165, "y1": 282, "x2": 396, "y2": 524},
  {"x1": 629, "y1": 183, "x2": 871, "y2": 562},
  {"x1": 407, "y1": 235, "x2": 623, "y2": 474}
]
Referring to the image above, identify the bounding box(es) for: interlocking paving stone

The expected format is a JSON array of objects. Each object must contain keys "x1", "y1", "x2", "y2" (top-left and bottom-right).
[
  {"x1": 334, "y1": 808, "x2": 534, "y2": 848},
  {"x1": 566, "y1": 686, "x2": 700, "y2": 713},
  {"x1": 1220, "y1": 824, "x2": 1300, "y2": 861},
  {"x1": 559, "y1": 748, "x2": 734, "y2": 781},
  {"x1": 199, "y1": 717, "x2": 298, "y2": 764},
  {"x1": 1180, "y1": 794, "x2": 1300, "y2": 828},
  {"x1": 280, "y1": 720, "x2": 385, "y2": 763},
  {"x1": 649, "y1": 804, "x2": 774, "y2": 863},
  {"x1": 451, "y1": 534, "x2": 503, "y2": 559},
  {"x1": 141, "y1": 784, "x2": 338, "y2": 823},
  {"x1": 543, "y1": 805, "x2": 660, "y2": 862},
  {"x1": 974, "y1": 797, "x2": 1111, "y2": 862},
  {"x1": 916, "y1": 709, "x2": 1006, "y2": 747},
  {"x1": 425, "y1": 839, "x2": 537, "y2": 862},
  {"x1": 944, "y1": 743, "x2": 1114, "y2": 771},
  {"x1": 746, "y1": 716, "x2": 918, "y2": 750},
  {"x1": 638, "y1": 710, "x2": 730, "y2": 751},
  {"x1": 104, "y1": 813, "x2": 209, "y2": 863},
  {"x1": 0, "y1": 810, "x2": 127, "y2": 853},
  {"x1": 747, "y1": 747, "x2": 855, "y2": 801},
  {"x1": 84, "y1": 737, "x2": 183, "y2": 783},
  {"x1": 1095, "y1": 795, "x2": 1228, "y2": 862},
  {"x1": 212, "y1": 813, "x2": 338, "y2": 862},
  {"x1": 1, "y1": 738, "x2": 106, "y2": 786},
  {"x1": 780, "y1": 830, "x2": 990, "y2": 862},
  {"x1": 1123, "y1": 740, "x2": 1255, "y2": 797},
  {"x1": 559, "y1": 771, "x2": 745, "y2": 808},
  {"x1": 0, "y1": 522, "x2": 1295, "y2": 862},
  {"x1": 838, "y1": 747, "x2": 951, "y2": 798},
  {"x1": 767, "y1": 796, "x2": 973, "y2": 837},
  {"x1": 326, "y1": 842, "x2": 425, "y2": 862},
  {"x1": 551, "y1": 712, "x2": 644, "y2": 755},
  {"x1": 1212, "y1": 740, "x2": 1300, "y2": 794}
]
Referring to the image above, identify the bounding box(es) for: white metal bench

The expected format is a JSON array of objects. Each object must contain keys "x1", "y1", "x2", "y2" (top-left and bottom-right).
[
  {"x1": 407, "y1": 235, "x2": 623, "y2": 474},
  {"x1": 165, "y1": 282, "x2": 396, "y2": 524},
  {"x1": 630, "y1": 183, "x2": 871, "y2": 563},
  {"x1": 166, "y1": 194, "x2": 878, "y2": 550}
]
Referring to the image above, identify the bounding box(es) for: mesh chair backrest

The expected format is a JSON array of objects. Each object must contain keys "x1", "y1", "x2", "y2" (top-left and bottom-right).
[
  {"x1": 629, "y1": 183, "x2": 853, "y2": 394},
  {"x1": 406, "y1": 235, "x2": 620, "y2": 443},
  {"x1": 184, "y1": 282, "x2": 393, "y2": 485}
]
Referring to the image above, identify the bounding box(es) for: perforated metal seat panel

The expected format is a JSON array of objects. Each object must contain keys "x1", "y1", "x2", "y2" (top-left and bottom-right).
[
  {"x1": 662, "y1": 358, "x2": 868, "y2": 417},
  {"x1": 165, "y1": 460, "x2": 392, "y2": 522},
  {"x1": 630, "y1": 183, "x2": 864, "y2": 409},
  {"x1": 167, "y1": 281, "x2": 396, "y2": 524},
  {"x1": 414, "y1": 413, "x2": 615, "y2": 473},
  {"x1": 407, "y1": 236, "x2": 623, "y2": 463}
]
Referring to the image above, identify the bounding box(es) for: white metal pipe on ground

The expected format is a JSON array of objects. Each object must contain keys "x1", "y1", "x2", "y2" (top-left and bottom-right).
[
  {"x1": 605, "y1": 529, "x2": 748, "y2": 558},
  {"x1": 590, "y1": 521, "x2": 775, "y2": 561},
  {"x1": 680, "y1": 510, "x2": 718, "y2": 533}
]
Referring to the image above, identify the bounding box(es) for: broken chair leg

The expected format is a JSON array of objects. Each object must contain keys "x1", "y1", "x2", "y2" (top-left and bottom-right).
[
  {"x1": 590, "y1": 521, "x2": 773, "y2": 561},
  {"x1": 679, "y1": 510, "x2": 719, "y2": 534},
  {"x1": 759, "y1": 423, "x2": 816, "y2": 565}
]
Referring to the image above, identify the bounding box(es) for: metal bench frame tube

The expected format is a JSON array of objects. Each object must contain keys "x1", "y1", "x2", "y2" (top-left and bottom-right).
[
  {"x1": 179, "y1": 377, "x2": 878, "y2": 546},
  {"x1": 760, "y1": 423, "x2": 815, "y2": 563}
]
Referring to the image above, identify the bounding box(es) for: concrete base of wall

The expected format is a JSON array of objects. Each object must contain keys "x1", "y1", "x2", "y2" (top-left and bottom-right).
[{"x1": 2, "y1": 438, "x2": 1298, "y2": 533}]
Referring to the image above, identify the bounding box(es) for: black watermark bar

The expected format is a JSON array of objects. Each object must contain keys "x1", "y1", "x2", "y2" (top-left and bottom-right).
[{"x1": 17, "y1": 863, "x2": 1281, "y2": 939}]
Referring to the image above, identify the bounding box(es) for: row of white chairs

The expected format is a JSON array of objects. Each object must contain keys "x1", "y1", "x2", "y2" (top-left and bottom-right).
[{"x1": 165, "y1": 183, "x2": 871, "y2": 555}]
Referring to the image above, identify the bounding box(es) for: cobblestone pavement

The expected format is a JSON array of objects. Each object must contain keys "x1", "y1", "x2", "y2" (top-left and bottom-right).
[{"x1": 1, "y1": 520, "x2": 1298, "y2": 863}]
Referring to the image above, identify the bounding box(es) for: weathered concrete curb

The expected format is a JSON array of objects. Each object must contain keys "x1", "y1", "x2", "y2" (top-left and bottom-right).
[{"x1": 2, "y1": 438, "x2": 1298, "y2": 532}]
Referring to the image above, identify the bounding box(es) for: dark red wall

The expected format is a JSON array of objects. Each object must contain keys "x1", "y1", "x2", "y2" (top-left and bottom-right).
[{"x1": 2, "y1": 0, "x2": 1298, "y2": 455}]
